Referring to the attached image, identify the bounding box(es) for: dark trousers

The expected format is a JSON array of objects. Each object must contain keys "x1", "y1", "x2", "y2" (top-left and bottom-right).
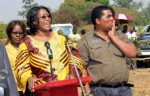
[
  {"x1": 91, "y1": 86, "x2": 133, "y2": 96},
  {"x1": 24, "y1": 82, "x2": 31, "y2": 96},
  {"x1": 19, "y1": 91, "x2": 24, "y2": 96}
]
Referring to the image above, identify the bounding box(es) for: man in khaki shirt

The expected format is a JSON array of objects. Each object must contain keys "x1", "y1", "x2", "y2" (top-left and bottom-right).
[{"x1": 77, "y1": 5, "x2": 136, "y2": 96}]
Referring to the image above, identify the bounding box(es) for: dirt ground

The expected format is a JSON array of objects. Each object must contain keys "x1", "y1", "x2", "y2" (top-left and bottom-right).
[
  {"x1": 78, "y1": 68, "x2": 150, "y2": 96},
  {"x1": 129, "y1": 68, "x2": 150, "y2": 96}
]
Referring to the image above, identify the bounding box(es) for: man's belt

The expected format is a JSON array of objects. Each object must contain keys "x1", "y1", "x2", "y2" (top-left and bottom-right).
[{"x1": 90, "y1": 82, "x2": 134, "y2": 88}]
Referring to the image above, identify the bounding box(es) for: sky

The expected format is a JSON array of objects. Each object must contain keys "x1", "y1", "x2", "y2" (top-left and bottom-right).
[
  {"x1": 0, "y1": 0, "x2": 149, "y2": 24},
  {"x1": 0, "y1": 0, "x2": 64, "y2": 23}
]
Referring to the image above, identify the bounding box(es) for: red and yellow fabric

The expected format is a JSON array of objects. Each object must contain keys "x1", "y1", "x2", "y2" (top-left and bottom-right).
[
  {"x1": 5, "y1": 42, "x2": 23, "y2": 91},
  {"x1": 15, "y1": 32, "x2": 83, "y2": 92}
]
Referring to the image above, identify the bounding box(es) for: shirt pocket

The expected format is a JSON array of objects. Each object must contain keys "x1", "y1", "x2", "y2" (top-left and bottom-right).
[{"x1": 88, "y1": 43, "x2": 103, "y2": 58}]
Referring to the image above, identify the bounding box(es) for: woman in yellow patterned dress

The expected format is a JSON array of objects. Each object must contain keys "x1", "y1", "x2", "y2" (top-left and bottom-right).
[
  {"x1": 14, "y1": 6, "x2": 84, "y2": 94},
  {"x1": 5, "y1": 20, "x2": 26, "y2": 96}
]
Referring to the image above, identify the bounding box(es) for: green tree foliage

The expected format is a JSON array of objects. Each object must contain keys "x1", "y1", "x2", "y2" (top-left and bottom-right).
[
  {"x1": 112, "y1": 0, "x2": 147, "y2": 26},
  {"x1": 52, "y1": 7, "x2": 80, "y2": 30},
  {"x1": 114, "y1": 0, "x2": 133, "y2": 7},
  {"x1": 131, "y1": 1, "x2": 143, "y2": 10},
  {"x1": 142, "y1": 3, "x2": 150, "y2": 25},
  {"x1": 18, "y1": 0, "x2": 38, "y2": 19},
  {"x1": 59, "y1": 0, "x2": 148, "y2": 27},
  {"x1": 114, "y1": 0, "x2": 143, "y2": 10},
  {"x1": 112, "y1": 0, "x2": 149, "y2": 25},
  {"x1": 0, "y1": 23, "x2": 7, "y2": 39},
  {"x1": 84, "y1": 2, "x2": 100, "y2": 23},
  {"x1": 112, "y1": 5, "x2": 139, "y2": 23},
  {"x1": 60, "y1": 0, "x2": 85, "y2": 20},
  {"x1": 85, "y1": 0, "x2": 109, "y2": 5},
  {"x1": 60, "y1": 0, "x2": 108, "y2": 22}
]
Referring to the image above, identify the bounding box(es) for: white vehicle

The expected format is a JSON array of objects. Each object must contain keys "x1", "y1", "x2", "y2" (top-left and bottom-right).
[
  {"x1": 51, "y1": 23, "x2": 73, "y2": 37},
  {"x1": 138, "y1": 25, "x2": 150, "y2": 56},
  {"x1": 142, "y1": 25, "x2": 150, "y2": 33}
]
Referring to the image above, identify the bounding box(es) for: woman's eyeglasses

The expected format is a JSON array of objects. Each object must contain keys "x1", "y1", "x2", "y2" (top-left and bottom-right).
[
  {"x1": 37, "y1": 15, "x2": 51, "y2": 19},
  {"x1": 11, "y1": 32, "x2": 24, "y2": 36}
]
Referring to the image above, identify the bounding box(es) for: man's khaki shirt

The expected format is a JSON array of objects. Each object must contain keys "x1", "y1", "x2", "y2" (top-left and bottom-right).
[{"x1": 77, "y1": 30, "x2": 132, "y2": 84}]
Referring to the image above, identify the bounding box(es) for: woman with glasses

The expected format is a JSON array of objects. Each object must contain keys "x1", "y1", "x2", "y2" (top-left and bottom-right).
[
  {"x1": 5, "y1": 20, "x2": 26, "y2": 96},
  {"x1": 14, "y1": 6, "x2": 84, "y2": 95}
]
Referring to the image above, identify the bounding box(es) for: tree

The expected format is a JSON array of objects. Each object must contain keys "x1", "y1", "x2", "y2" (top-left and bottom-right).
[
  {"x1": 112, "y1": 5, "x2": 141, "y2": 25},
  {"x1": 131, "y1": 1, "x2": 143, "y2": 10},
  {"x1": 114, "y1": 0, "x2": 133, "y2": 7},
  {"x1": 111, "y1": 0, "x2": 149, "y2": 26},
  {"x1": 52, "y1": 7, "x2": 80, "y2": 30},
  {"x1": 0, "y1": 23, "x2": 6, "y2": 39},
  {"x1": 114, "y1": 0, "x2": 143, "y2": 9},
  {"x1": 18, "y1": 0, "x2": 38, "y2": 19},
  {"x1": 142, "y1": 3, "x2": 150, "y2": 25},
  {"x1": 84, "y1": 2, "x2": 100, "y2": 23},
  {"x1": 60, "y1": 0, "x2": 109, "y2": 22},
  {"x1": 85, "y1": 0, "x2": 109, "y2": 5}
]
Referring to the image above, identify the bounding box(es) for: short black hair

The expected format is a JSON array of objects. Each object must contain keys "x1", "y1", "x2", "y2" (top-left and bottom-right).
[{"x1": 91, "y1": 5, "x2": 115, "y2": 26}]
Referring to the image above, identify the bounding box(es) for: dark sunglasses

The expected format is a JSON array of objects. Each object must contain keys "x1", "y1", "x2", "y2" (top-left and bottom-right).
[
  {"x1": 11, "y1": 32, "x2": 24, "y2": 35},
  {"x1": 37, "y1": 15, "x2": 51, "y2": 19}
]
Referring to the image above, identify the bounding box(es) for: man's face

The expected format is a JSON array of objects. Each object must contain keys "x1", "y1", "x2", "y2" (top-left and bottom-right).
[
  {"x1": 129, "y1": 26, "x2": 134, "y2": 32},
  {"x1": 96, "y1": 10, "x2": 114, "y2": 31}
]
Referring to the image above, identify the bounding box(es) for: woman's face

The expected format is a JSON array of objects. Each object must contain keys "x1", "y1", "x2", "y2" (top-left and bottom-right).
[
  {"x1": 36, "y1": 9, "x2": 52, "y2": 32},
  {"x1": 11, "y1": 24, "x2": 24, "y2": 45}
]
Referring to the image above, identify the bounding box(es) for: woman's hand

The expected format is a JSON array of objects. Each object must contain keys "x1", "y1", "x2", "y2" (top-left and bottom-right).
[{"x1": 27, "y1": 76, "x2": 42, "y2": 92}]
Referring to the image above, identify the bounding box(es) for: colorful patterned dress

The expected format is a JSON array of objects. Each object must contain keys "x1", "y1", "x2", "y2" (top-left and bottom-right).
[
  {"x1": 15, "y1": 32, "x2": 83, "y2": 92},
  {"x1": 5, "y1": 42, "x2": 23, "y2": 92}
]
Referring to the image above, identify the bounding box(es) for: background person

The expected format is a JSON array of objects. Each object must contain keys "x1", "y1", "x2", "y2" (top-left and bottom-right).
[
  {"x1": 122, "y1": 25, "x2": 128, "y2": 34},
  {"x1": 5, "y1": 20, "x2": 26, "y2": 96},
  {"x1": 77, "y1": 5, "x2": 137, "y2": 96},
  {"x1": 14, "y1": 6, "x2": 84, "y2": 95},
  {"x1": 80, "y1": 29, "x2": 86, "y2": 36},
  {"x1": 115, "y1": 23, "x2": 119, "y2": 31},
  {"x1": 125, "y1": 25, "x2": 137, "y2": 40}
]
